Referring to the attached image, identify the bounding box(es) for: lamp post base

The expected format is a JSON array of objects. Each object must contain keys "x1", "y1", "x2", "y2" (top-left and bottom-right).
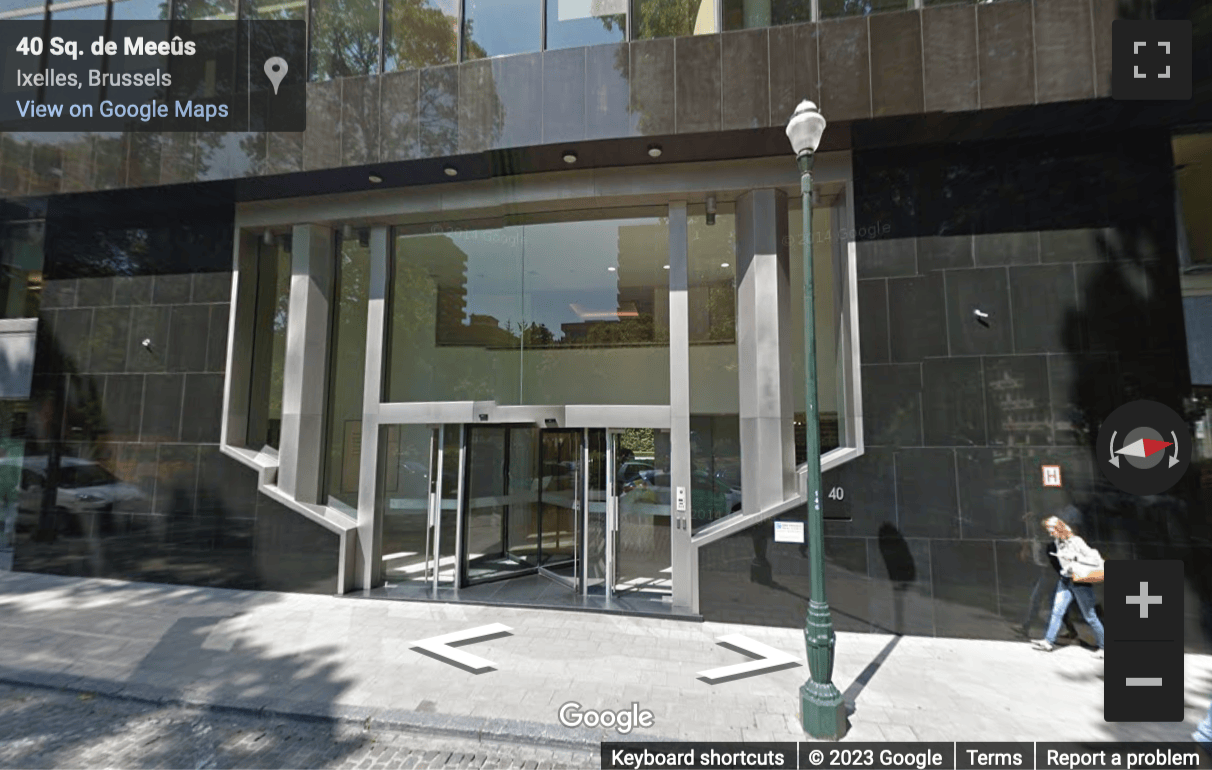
[
  {"x1": 802, "y1": 600, "x2": 849, "y2": 740},
  {"x1": 800, "y1": 681, "x2": 849, "y2": 740}
]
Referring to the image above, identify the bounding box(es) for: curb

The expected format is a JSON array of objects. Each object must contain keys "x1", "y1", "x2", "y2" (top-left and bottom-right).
[{"x1": 0, "y1": 668, "x2": 672, "y2": 752}]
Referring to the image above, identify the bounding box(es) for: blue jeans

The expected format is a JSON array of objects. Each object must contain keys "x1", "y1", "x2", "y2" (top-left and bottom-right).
[
  {"x1": 1194, "y1": 702, "x2": 1212, "y2": 745},
  {"x1": 1044, "y1": 577, "x2": 1105, "y2": 649}
]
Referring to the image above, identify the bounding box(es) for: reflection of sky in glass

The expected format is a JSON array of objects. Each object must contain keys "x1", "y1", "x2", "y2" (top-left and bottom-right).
[
  {"x1": 112, "y1": 0, "x2": 171, "y2": 19},
  {"x1": 50, "y1": 2, "x2": 106, "y2": 18},
  {"x1": 457, "y1": 219, "x2": 655, "y2": 340},
  {"x1": 463, "y1": 0, "x2": 541, "y2": 58},
  {"x1": 546, "y1": 0, "x2": 625, "y2": 51}
]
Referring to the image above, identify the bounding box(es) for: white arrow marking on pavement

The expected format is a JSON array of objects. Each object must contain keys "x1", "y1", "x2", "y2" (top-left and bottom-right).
[
  {"x1": 411, "y1": 623, "x2": 512, "y2": 673},
  {"x1": 697, "y1": 634, "x2": 800, "y2": 683}
]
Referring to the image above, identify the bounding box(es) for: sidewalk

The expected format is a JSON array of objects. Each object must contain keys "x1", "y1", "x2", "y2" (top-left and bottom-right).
[{"x1": 0, "y1": 570, "x2": 1209, "y2": 750}]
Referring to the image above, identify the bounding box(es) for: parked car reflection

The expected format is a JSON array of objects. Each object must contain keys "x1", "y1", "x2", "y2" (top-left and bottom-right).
[{"x1": 2, "y1": 456, "x2": 148, "y2": 537}]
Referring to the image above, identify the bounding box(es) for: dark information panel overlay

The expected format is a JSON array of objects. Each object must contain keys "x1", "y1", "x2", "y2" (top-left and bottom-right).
[
  {"x1": 600, "y1": 743, "x2": 1212, "y2": 770},
  {"x1": 0, "y1": 20, "x2": 305, "y2": 132}
]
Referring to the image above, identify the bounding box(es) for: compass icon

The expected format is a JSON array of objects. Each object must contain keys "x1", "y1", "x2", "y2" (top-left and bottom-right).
[{"x1": 1098, "y1": 400, "x2": 1191, "y2": 495}]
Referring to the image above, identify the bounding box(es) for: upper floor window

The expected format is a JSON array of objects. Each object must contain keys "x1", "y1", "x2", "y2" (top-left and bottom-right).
[
  {"x1": 8, "y1": 0, "x2": 933, "y2": 83},
  {"x1": 722, "y1": 0, "x2": 809, "y2": 30},
  {"x1": 384, "y1": 0, "x2": 458, "y2": 70},
  {"x1": 243, "y1": 0, "x2": 305, "y2": 19},
  {"x1": 462, "y1": 0, "x2": 542, "y2": 60},
  {"x1": 818, "y1": 0, "x2": 910, "y2": 19},
  {"x1": 310, "y1": 0, "x2": 381, "y2": 79},
  {"x1": 632, "y1": 0, "x2": 716, "y2": 38},
  {"x1": 546, "y1": 0, "x2": 626, "y2": 51}
]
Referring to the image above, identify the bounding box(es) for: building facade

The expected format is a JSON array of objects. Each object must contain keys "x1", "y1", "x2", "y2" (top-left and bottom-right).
[{"x1": 2, "y1": 0, "x2": 1211, "y2": 649}]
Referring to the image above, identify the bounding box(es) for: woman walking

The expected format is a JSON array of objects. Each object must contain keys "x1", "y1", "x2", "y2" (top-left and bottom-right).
[{"x1": 1032, "y1": 515, "x2": 1106, "y2": 658}]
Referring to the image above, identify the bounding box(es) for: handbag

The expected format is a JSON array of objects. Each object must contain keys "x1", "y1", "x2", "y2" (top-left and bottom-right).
[
  {"x1": 1071, "y1": 547, "x2": 1105, "y2": 584},
  {"x1": 1072, "y1": 568, "x2": 1104, "y2": 584}
]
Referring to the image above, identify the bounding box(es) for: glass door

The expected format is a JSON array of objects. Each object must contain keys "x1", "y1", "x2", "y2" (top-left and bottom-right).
[
  {"x1": 535, "y1": 429, "x2": 582, "y2": 589},
  {"x1": 463, "y1": 425, "x2": 539, "y2": 585},
  {"x1": 377, "y1": 424, "x2": 459, "y2": 596},
  {"x1": 612, "y1": 428, "x2": 672, "y2": 596},
  {"x1": 584, "y1": 429, "x2": 609, "y2": 596}
]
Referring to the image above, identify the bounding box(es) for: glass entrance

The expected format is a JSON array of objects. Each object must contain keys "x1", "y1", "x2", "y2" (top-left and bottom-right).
[
  {"x1": 461, "y1": 425, "x2": 586, "y2": 591},
  {"x1": 378, "y1": 423, "x2": 671, "y2": 602},
  {"x1": 534, "y1": 429, "x2": 582, "y2": 588},
  {"x1": 610, "y1": 428, "x2": 672, "y2": 596},
  {"x1": 377, "y1": 423, "x2": 459, "y2": 595}
]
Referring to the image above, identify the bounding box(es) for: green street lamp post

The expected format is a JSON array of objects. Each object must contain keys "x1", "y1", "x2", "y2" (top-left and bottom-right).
[{"x1": 786, "y1": 99, "x2": 849, "y2": 741}]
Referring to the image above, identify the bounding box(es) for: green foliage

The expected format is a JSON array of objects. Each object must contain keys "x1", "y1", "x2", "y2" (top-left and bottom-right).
[{"x1": 621, "y1": 428, "x2": 655, "y2": 458}]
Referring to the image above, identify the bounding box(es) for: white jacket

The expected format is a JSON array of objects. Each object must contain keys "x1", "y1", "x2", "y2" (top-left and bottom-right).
[{"x1": 1053, "y1": 535, "x2": 1102, "y2": 578}]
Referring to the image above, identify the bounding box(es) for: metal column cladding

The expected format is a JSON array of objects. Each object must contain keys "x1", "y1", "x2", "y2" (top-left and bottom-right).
[
  {"x1": 735, "y1": 189, "x2": 797, "y2": 515},
  {"x1": 668, "y1": 201, "x2": 693, "y2": 612},
  {"x1": 278, "y1": 224, "x2": 333, "y2": 505}
]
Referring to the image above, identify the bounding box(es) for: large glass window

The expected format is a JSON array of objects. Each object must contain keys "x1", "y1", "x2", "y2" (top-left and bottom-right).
[
  {"x1": 384, "y1": 0, "x2": 458, "y2": 70},
  {"x1": 111, "y1": 0, "x2": 170, "y2": 19},
  {"x1": 546, "y1": 0, "x2": 626, "y2": 51},
  {"x1": 387, "y1": 209, "x2": 670, "y2": 406},
  {"x1": 241, "y1": 0, "x2": 305, "y2": 19},
  {"x1": 247, "y1": 237, "x2": 291, "y2": 450},
  {"x1": 462, "y1": 0, "x2": 542, "y2": 60},
  {"x1": 687, "y1": 203, "x2": 738, "y2": 531},
  {"x1": 309, "y1": 0, "x2": 381, "y2": 80},
  {"x1": 722, "y1": 0, "x2": 809, "y2": 30},
  {"x1": 50, "y1": 1, "x2": 106, "y2": 22},
  {"x1": 173, "y1": 0, "x2": 236, "y2": 19},
  {"x1": 631, "y1": 0, "x2": 717, "y2": 39},
  {"x1": 819, "y1": 0, "x2": 909, "y2": 18},
  {"x1": 0, "y1": 221, "x2": 43, "y2": 319},
  {"x1": 322, "y1": 231, "x2": 370, "y2": 514},
  {"x1": 789, "y1": 194, "x2": 845, "y2": 462}
]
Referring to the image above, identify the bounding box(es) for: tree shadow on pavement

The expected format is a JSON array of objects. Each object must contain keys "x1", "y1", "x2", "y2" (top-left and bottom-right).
[{"x1": 0, "y1": 589, "x2": 370, "y2": 768}]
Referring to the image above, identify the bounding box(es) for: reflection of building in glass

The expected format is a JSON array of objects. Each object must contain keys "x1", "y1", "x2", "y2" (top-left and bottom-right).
[{"x1": 417, "y1": 235, "x2": 471, "y2": 346}]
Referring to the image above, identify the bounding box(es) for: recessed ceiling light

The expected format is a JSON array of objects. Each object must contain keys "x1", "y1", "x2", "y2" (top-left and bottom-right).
[
  {"x1": 720, "y1": 262, "x2": 730, "y2": 268},
  {"x1": 607, "y1": 266, "x2": 616, "y2": 272},
  {"x1": 663, "y1": 264, "x2": 670, "y2": 270},
  {"x1": 262, "y1": 229, "x2": 274, "y2": 246},
  {"x1": 647, "y1": 144, "x2": 662, "y2": 158},
  {"x1": 563, "y1": 151, "x2": 578, "y2": 164},
  {"x1": 444, "y1": 164, "x2": 458, "y2": 177},
  {"x1": 368, "y1": 174, "x2": 383, "y2": 183}
]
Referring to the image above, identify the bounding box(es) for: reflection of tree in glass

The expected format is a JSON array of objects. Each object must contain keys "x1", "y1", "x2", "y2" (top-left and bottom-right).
[
  {"x1": 384, "y1": 0, "x2": 471, "y2": 69},
  {"x1": 583, "y1": 315, "x2": 655, "y2": 346},
  {"x1": 173, "y1": 0, "x2": 235, "y2": 19},
  {"x1": 310, "y1": 0, "x2": 380, "y2": 79},
  {"x1": 311, "y1": 0, "x2": 491, "y2": 79},
  {"x1": 633, "y1": 0, "x2": 705, "y2": 38}
]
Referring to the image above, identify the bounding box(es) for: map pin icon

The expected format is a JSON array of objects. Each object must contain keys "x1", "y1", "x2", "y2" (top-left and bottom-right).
[{"x1": 264, "y1": 57, "x2": 288, "y2": 95}]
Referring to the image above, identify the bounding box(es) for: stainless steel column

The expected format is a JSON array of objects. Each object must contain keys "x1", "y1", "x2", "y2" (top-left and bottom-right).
[
  {"x1": 278, "y1": 224, "x2": 333, "y2": 504},
  {"x1": 355, "y1": 226, "x2": 390, "y2": 591},
  {"x1": 669, "y1": 201, "x2": 694, "y2": 612},
  {"x1": 223, "y1": 229, "x2": 260, "y2": 448},
  {"x1": 735, "y1": 189, "x2": 797, "y2": 514}
]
